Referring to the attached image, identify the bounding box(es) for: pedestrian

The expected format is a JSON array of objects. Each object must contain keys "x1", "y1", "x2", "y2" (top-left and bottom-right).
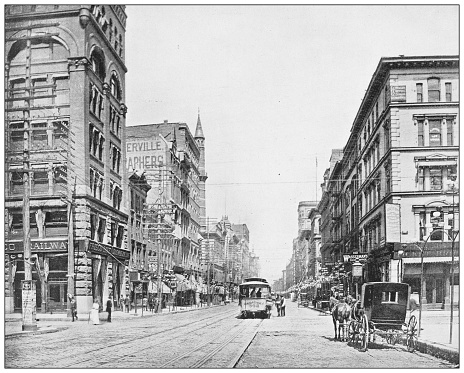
[
  {"x1": 119, "y1": 294, "x2": 124, "y2": 311},
  {"x1": 90, "y1": 299, "x2": 100, "y2": 325},
  {"x1": 68, "y1": 293, "x2": 78, "y2": 322},
  {"x1": 124, "y1": 295, "x2": 130, "y2": 313},
  {"x1": 280, "y1": 295, "x2": 286, "y2": 317},
  {"x1": 275, "y1": 295, "x2": 281, "y2": 316},
  {"x1": 142, "y1": 296, "x2": 148, "y2": 311},
  {"x1": 106, "y1": 296, "x2": 113, "y2": 322},
  {"x1": 154, "y1": 296, "x2": 159, "y2": 313},
  {"x1": 149, "y1": 296, "x2": 155, "y2": 312}
]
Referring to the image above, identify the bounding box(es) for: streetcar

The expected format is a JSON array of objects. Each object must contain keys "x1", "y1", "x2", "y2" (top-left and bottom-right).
[
  {"x1": 348, "y1": 282, "x2": 418, "y2": 352},
  {"x1": 238, "y1": 277, "x2": 272, "y2": 319}
]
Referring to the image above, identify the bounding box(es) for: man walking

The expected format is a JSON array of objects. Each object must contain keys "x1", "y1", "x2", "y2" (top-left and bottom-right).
[
  {"x1": 280, "y1": 295, "x2": 286, "y2": 317},
  {"x1": 106, "y1": 297, "x2": 113, "y2": 322}
]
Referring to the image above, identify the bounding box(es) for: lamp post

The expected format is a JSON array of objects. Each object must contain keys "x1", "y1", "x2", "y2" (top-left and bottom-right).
[{"x1": 397, "y1": 249, "x2": 404, "y2": 283}]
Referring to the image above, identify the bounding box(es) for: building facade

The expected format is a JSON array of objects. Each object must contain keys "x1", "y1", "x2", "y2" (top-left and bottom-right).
[
  {"x1": 125, "y1": 118, "x2": 205, "y2": 281},
  {"x1": 5, "y1": 5, "x2": 129, "y2": 314},
  {"x1": 318, "y1": 55, "x2": 459, "y2": 307}
]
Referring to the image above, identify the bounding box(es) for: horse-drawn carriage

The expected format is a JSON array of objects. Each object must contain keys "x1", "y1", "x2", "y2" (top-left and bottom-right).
[{"x1": 348, "y1": 282, "x2": 418, "y2": 352}]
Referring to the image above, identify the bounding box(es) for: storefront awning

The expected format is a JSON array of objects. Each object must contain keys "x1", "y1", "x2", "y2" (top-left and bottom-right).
[
  {"x1": 403, "y1": 257, "x2": 458, "y2": 264},
  {"x1": 148, "y1": 281, "x2": 172, "y2": 294}
]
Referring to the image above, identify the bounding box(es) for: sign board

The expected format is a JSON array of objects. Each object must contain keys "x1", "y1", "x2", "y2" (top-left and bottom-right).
[
  {"x1": 385, "y1": 203, "x2": 401, "y2": 243},
  {"x1": 343, "y1": 254, "x2": 368, "y2": 263},
  {"x1": 85, "y1": 240, "x2": 130, "y2": 260},
  {"x1": 243, "y1": 298, "x2": 266, "y2": 312},
  {"x1": 352, "y1": 264, "x2": 363, "y2": 277},
  {"x1": 5, "y1": 239, "x2": 68, "y2": 253},
  {"x1": 126, "y1": 137, "x2": 167, "y2": 171},
  {"x1": 390, "y1": 85, "x2": 406, "y2": 102},
  {"x1": 21, "y1": 280, "x2": 37, "y2": 330}
]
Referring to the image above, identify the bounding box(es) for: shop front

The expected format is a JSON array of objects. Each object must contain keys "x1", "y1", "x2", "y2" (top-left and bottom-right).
[{"x1": 5, "y1": 238, "x2": 69, "y2": 313}]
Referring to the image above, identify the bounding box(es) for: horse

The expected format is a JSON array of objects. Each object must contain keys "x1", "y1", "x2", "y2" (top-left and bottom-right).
[{"x1": 332, "y1": 296, "x2": 354, "y2": 341}]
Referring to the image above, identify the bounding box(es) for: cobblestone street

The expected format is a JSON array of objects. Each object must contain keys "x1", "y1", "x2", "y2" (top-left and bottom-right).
[{"x1": 5, "y1": 302, "x2": 455, "y2": 368}]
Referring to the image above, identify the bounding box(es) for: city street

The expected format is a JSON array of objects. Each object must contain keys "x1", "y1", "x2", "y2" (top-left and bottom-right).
[{"x1": 5, "y1": 302, "x2": 454, "y2": 369}]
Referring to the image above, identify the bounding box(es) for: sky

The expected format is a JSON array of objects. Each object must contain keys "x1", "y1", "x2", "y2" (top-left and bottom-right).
[{"x1": 124, "y1": 5, "x2": 459, "y2": 284}]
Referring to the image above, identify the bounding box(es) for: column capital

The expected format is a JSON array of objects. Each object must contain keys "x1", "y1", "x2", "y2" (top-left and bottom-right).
[{"x1": 68, "y1": 57, "x2": 90, "y2": 71}]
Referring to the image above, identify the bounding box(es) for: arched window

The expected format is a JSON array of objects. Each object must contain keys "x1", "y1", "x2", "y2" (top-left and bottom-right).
[
  {"x1": 90, "y1": 48, "x2": 106, "y2": 81},
  {"x1": 110, "y1": 73, "x2": 122, "y2": 100},
  {"x1": 8, "y1": 37, "x2": 68, "y2": 64}
]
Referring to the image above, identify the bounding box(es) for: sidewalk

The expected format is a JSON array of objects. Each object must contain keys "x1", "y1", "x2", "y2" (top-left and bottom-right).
[
  {"x1": 307, "y1": 305, "x2": 459, "y2": 364},
  {"x1": 5, "y1": 301, "x2": 231, "y2": 338}
]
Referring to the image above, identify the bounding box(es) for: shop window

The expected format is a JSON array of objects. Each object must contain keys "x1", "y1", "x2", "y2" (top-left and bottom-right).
[
  {"x1": 32, "y1": 170, "x2": 49, "y2": 195},
  {"x1": 427, "y1": 78, "x2": 440, "y2": 102}
]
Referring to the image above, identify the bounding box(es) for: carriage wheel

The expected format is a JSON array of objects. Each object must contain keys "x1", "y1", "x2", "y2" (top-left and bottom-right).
[
  {"x1": 406, "y1": 315, "x2": 418, "y2": 352},
  {"x1": 360, "y1": 314, "x2": 369, "y2": 352},
  {"x1": 348, "y1": 320, "x2": 357, "y2": 344}
]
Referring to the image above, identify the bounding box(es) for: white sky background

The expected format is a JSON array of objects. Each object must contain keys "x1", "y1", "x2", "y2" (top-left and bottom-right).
[{"x1": 124, "y1": 5, "x2": 459, "y2": 284}]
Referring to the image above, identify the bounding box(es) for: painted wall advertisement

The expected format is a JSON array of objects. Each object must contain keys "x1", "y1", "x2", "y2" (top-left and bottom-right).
[
  {"x1": 385, "y1": 203, "x2": 401, "y2": 243},
  {"x1": 126, "y1": 136, "x2": 167, "y2": 171}
]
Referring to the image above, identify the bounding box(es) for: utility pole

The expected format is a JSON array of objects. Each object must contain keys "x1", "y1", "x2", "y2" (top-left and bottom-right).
[
  {"x1": 21, "y1": 26, "x2": 37, "y2": 331},
  {"x1": 156, "y1": 203, "x2": 162, "y2": 313},
  {"x1": 206, "y1": 216, "x2": 211, "y2": 306},
  {"x1": 66, "y1": 176, "x2": 76, "y2": 317},
  {"x1": 449, "y1": 181, "x2": 457, "y2": 344}
]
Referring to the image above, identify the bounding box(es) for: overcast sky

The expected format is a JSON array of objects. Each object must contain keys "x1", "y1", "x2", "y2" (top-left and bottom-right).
[{"x1": 124, "y1": 5, "x2": 458, "y2": 283}]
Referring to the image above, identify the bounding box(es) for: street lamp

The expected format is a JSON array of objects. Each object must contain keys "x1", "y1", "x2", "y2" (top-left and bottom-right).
[{"x1": 397, "y1": 248, "x2": 404, "y2": 283}]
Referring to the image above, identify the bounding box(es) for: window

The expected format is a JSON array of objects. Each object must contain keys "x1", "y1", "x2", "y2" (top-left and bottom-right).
[
  {"x1": 447, "y1": 119, "x2": 454, "y2": 146},
  {"x1": 428, "y1": 120, "x2": 442, "y2": 146},
  {"x1": 116, "y1": 226, "x2": 124, "y2": 248},
  {"x1": 382, "y1": 291, "x2": 398, "y2": 303},
  {"x1": 10, "y1": 171, "x2": 24, "y2": 195},
  {"x1": 110, "y1": 222, "x2": 117, "y2": 246},
  {"x1": 52, "y1": 120, "x2": 68, "y2": 150},
  {"x1": 9, "y1": 122, "x2": 24, "y2": 151},
  {"x1": 9, "y1": 78, "x2": 26, "y2": 109},
  {"x1": 90, "y1": 50, "x2": 105, "y2": 81},
  {"x1": 32, "y1": 78, "x2": 51, "y2": 107},
  {"x1": 416, "y1": 83, "x2": 423, "y2": 103},
  {"x1": 54, "y1": 77, "x2": 69, "y2": 105},
  {"x1": 90, "y1": 214, "x2": 97, "y2": 240},
  {"x1": 417, "y1": 120, "x2": 424, "y2": 146},
  {"x1": 32, "y1": 170, "x2": 49, "y2": 195},
  {"x1": 31, "y1": 123, "x2": 48, "y2": 149},
  {"x1": 97, "y1": 218, "x2": 106, "y2": 243},
  {"x1": 445, "y1": 83, "x2": 452, "y2": 102},
  {"x1": 430, "y1": 211, "x2": 444, "y2": 241},
  {"x1": 384, "y1": 121, "x2": 391, "y2": 152},
  {"x1": 375, "y1": 102, "x2": 379, "y2": 121},
  {"x1": 53, "y1": 165, "x2": 67, "y2": 193},
  {"x1": 417, "y1": 167, "x2": 425, "y2": 190},
  {"x1": 385, "y1": 163, "x2": 392, "y2": 194},
  {"x1": 45, "y1": 210, "x2": 67, "y2": 236},
  {"x1": 110, "y1": 75, "x2": 121, "y2": 100},
  {"x1": 428, "y1": 78, "x2": 440, "y2": 102},
  {"x1": 429, "y1": 168, "x2": 443, "y2": 191}
]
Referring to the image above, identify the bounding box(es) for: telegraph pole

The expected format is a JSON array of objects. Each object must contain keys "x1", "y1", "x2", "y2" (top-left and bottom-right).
[
  {"x1": 66, "y1": 176, "x2": 76, "y2": 317},
  {"x1": 206, "y1": 217, "x2": 211, "y2": 306},
  {"x1": 156, "y1": 204, "x2": 162, "y2": 313},
  {"x1": 21, "y1": 26, "x2": 37, "y2": 331}
]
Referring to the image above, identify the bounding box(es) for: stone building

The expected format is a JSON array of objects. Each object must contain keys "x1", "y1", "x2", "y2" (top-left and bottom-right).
[
  {"x1": 318, "y1": 55, "x2": 459, "y2": 308},
  {"x1": 294, "y1": 201, "x2": 318, "y2": 283},
  {"x1": 5, "y1": 5, "x2": 129, "y2": 314},
  {"x1": 308, "y1": 207, "x2": 321, "y2": 280},
  {"x1": 125, "y1": 116, "x2": 205, "y2": 279}
]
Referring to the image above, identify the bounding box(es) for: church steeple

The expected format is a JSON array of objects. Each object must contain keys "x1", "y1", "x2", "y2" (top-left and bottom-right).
[{"x1": 194, "y1": 108, "x2": 205, "y2": 139}]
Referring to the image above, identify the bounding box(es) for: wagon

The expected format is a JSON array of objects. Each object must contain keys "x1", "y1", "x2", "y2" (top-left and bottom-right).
[{"x1": 348, "y1": 282, "x2": 418, "y2": 352}]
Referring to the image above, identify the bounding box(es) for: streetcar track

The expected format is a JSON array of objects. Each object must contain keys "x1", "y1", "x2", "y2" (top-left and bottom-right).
[
  {"x1": 160, "y1": 319, "x2": 264, "y2": 369},
  {"x1": 55, "y1": 307, "x2": 238, "y2": 368}
]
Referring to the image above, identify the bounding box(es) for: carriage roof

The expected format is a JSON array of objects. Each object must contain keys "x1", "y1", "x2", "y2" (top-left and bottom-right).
[
  {"x1": 239, "y1": 280, "x2": 270, "y2": 287},
  {"x1": 361, "y1": 282, "x2": 411, "y2": 330}
]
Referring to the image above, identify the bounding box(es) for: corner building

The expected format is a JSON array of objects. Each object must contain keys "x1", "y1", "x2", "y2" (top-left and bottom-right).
[
  {"x1": 5, "y1": 5, "x2": 129, "y2": 314},
  {"x1": 319, "y1": 55, "x2": 459, "y2": 308}
]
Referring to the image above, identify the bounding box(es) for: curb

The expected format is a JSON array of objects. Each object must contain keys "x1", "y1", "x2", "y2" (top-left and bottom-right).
[
  {"x1": 307, "y1": 306, "x2": 459, "y2": 364},
  {"x1": 5, "y1": 326, "x2": 67, "y2": 339}
]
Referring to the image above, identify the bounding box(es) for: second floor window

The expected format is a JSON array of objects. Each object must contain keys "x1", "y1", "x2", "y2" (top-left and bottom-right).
[
  {"x1": 428, "y1": 120, "x2": 442, "y2": 146},
  {"x1": 416, "y1": 83, "x2": 423, "y2": 103}
]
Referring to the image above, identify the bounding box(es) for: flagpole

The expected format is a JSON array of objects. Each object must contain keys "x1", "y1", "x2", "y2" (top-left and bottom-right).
[{"x1": 315, "y1": 156, "x2": 318, "y2": 201}]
